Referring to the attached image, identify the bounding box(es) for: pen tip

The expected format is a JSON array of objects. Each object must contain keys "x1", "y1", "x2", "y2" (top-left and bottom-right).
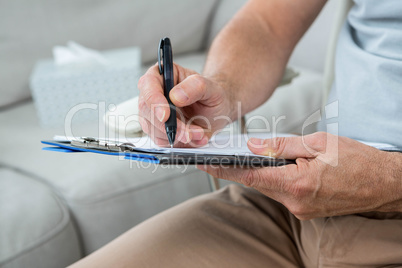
[{"x1": 166, "y1": 130, "x2": 176, "y2": 148}]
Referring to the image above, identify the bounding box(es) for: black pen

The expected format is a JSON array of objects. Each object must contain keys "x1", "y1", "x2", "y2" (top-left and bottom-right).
[{"x1": 158, "y1": 37, "x2": 177, "y2": 148}]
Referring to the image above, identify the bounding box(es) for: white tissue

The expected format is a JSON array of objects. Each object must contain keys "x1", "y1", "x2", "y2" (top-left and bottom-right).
[
  {"x1": 52, "y1": 41, "x2": 109, "y2": 66},
  {"x1": 104, "y1": 96, "x2": 143, "y2": 135}
]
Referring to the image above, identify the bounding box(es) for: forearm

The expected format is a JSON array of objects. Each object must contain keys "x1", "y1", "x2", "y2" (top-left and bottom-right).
[
  {"x1": 204, "y1": 9, "x2": 284, "y2": 119},
  {"x1": 203, "y1": 0, "x2": 326, "y2": 119}
]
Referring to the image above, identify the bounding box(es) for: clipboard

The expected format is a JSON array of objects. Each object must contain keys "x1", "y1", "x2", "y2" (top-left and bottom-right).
[{"x1": 41, "y1": 137, "x2": 296, "y2": 167}]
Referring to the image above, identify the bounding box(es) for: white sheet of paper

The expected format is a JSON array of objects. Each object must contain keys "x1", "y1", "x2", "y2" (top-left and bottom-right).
[
  {"x1": 122, "y1": 133, "x2": 297, "y2": 156},
  {"x1": 53, "y1": 133, "x2": 401, "y2": 155}
]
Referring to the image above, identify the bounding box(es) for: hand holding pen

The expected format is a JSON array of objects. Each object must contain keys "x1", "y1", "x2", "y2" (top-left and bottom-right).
[{"x1": 137, "y1": 37, "x2": 233, "y2": 148}]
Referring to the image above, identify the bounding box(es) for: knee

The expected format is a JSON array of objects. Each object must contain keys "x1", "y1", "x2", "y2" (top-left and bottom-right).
[{"x1": 170, "y1": 185, "x2": 244, "y2": 223}]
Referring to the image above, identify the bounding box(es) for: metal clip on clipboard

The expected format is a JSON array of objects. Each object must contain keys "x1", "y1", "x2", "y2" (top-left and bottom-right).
[{"x1": 70, "y1": 137, "x2": 136, "y2": 152}]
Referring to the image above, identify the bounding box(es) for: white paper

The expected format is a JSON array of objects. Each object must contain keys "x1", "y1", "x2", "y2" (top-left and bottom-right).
[
  {"x1": 53, "y1": 133, "x2": 401, "y2": 155},
  {"x1": 355, "y1": 140, "x2": 402, "y2": 151},
  {"x1": 122, "y1": 133, "x2": 296, "y2": 156}
]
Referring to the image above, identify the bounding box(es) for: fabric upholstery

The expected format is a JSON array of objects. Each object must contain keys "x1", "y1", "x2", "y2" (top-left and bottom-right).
[
  {"x1": 0, "y1": 168, "x2": 81, "y2": 268},
  {"x1": 246, "y1": 66, "x2": 323, "y2": 135},
  {"x1": 0, "y1": 100, "x2": 212, "y2": 254},
  {"x1": 207, "y1": 0, "x2": 248, "y2": 46},
  {"x1": 0, "y1": 0, "x2": 218, "y2": 108}
]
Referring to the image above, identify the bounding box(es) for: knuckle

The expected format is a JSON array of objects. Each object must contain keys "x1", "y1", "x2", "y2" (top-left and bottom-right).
[
  {"x1": 286, "y1": 202, "x2": 310, "y2": 220},
  {"x1": 309, "y1": 132, "x2": 327, "y2": 148},
  {"x1": 291, "y1": 181, "x2": 311, "y2": 199},
  {"x1": 191, "y1": 74, "x2": 207, "y2": 92},
  {"x1": 203, "y1": 165, "x2": 221, "y2": 179},
  {"x1": 294, "y1": 213, "x2": 311, "y2": 221},
  {"x1": 276, "y1": 175, "x2": 289, "y2": 193},
  {"x1": 270, "y1": 137, "x2": 286, "y2": 156},
  {"x1": 139, "y1": 118, "x2": 149, "y2": 134},
  {"x1": 154, "y1": 138, "x2": 167, "y2": 147},
  {"x1": 142, "y1": 88, "x2": 155, "y2": 105},
  {"x1": 284, "y1": 180, "x2": 316, "y2": 220},
  {"x1": 239, "y1": 170, "x2": 257, "y2": 188},
  {"x1": 138, "y1": 98, "x2": 147, "y2": 112}
]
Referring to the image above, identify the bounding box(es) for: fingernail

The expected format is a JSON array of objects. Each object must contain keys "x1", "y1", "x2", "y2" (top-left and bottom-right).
[
  {"x1": 186, "y1": 131, "x2": 192, "y2": 143},
  {"x1": 248, "y1": 138, "x2": 276, "y2": 157},
  {"x1": 180, "y1": 130, "x2": 192, "y2": 144},
  {"x1": 197, "y1": 136, "x2": 209, "y2": 145},
  {"x1": 248, "y1": 138, "x2": 264, "y2": 146},
  {"x1": 265, "y1": 149, "x2": 277, "y2": 158},
  {"x1": 190, "y1": 128, "x2": 204, "y2": 140},
  {"x1": 172, "y1": 88, "x2": 189, "y2": 103},
  {"x1": 155, "y1": 107, "x2": 165, "y2": 122}
]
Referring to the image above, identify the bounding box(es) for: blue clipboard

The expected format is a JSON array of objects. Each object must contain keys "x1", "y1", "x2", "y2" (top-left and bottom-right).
[
  {"x1": 41, "y1": 140, "x2": 160, "y2": 163},
  {"x1": 41, "y1": 139, "x2": 296, "y2": 167}
]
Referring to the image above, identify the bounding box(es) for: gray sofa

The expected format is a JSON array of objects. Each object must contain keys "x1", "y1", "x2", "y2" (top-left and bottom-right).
[{"x1": 0, "y1": 0, "x2": 335, "y2": 267}]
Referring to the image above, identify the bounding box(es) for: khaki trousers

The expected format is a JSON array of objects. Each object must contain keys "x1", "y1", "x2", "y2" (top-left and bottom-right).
[{"x1": 84, "y1": 184, "x2": 402, "y2": 267}]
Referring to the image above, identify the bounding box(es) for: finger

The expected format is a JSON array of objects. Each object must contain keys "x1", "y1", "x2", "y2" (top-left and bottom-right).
[
  {"x1": 139, "y1": 111, "x2": 208, "y2": 146},
  {"x1": 196, "y1": 164, "x2": 298, "y2": 191},
  {"x1": 147, "y1": 121, "x2": 208, "y2": 146},
  {"x1": 138, "y1": 65, "x2": 170, "y2": 122},
  {"x1": 139, "y1": 100, "x2": 189, "y2": 141},
  {"x1": 152, "y1": 137, "x2": 171, "y2": 147},
  {"x1": 138, "y1": 63, "x2": 198, "y2": 122},
  {"x1": 169, "y1": 74, "x2": 221, "y2": 107},
  {"x1": 141, "y1": 102, "x2": 205, "y2": 143},
  {"x1": 140, "y1": 119, "x2": 176, "y2": 141},
  {"x1": 247, "y1": 134, "x2": 325, "y2": 159},
  {"x1": 139, "y1": 116, "x2": 190, "y2": 144},
  {"x1": 140, "y1": 94, "x2": 207, "y2": 141},
  {"x1": 154, "y1": 136, "x2": 210, "y2": 148}
]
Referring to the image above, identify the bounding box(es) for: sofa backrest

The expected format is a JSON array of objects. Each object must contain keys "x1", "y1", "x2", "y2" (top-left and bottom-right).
[
  {"x1": 0, "y1": 0, "x2": 218, "y2": 108},
  {"x1": 206, "y1": 0, "x2": 248, "y2": 46}
]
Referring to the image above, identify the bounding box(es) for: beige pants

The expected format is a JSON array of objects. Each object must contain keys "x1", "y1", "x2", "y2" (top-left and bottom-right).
[{"x1": 74, "y1": 184, "x2": 402, "y2": 267}]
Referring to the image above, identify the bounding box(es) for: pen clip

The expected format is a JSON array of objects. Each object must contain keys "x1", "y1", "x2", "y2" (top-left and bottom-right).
[{"x1": 158, "y1": 38, "x2": 164, "y2": 75}]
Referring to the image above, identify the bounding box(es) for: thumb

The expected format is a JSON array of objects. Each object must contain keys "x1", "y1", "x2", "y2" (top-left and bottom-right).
[
  {"x1": 247, "y1": 135, "x2": 321, "y2": 159},
  {"x1": 170, "y1": 74, "x2": 219, "y2": 107}
]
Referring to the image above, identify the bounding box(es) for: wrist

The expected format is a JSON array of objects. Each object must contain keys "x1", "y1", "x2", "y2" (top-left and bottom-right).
[{"x1": 378, "y1": 151, "x2": 402, "y2": 213}]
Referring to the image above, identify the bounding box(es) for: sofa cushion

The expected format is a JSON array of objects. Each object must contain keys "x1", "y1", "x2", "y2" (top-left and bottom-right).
[
  {"x1": 0, "y1": 167, "x2": 81, "y2": 268},
  {"x1": 0, "y1": 100, "x2": 212, "y2": 253},
  {"x1": 0, "y1": 52, "x2": 213, "y2": 253},
  {"x1": 246, "y1": 66, "x2": 323, "y2": 135},
  {"x1": 0, "y1": 0, "x2": 218, "y2": 108}
]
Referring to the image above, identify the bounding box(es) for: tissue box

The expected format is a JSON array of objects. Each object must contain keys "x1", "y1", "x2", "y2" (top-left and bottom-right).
[{"x1": 30, "y1": 47, "x2": 141, "y2": 127}]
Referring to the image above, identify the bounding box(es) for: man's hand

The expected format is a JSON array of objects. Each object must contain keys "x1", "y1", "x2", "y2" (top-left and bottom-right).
[
  {"x1": 198, "y1": 132, "x2": 402, "y2": 220},
  {"x1": 138, "y1": 63, "x2": 233, "y2": 147}
]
